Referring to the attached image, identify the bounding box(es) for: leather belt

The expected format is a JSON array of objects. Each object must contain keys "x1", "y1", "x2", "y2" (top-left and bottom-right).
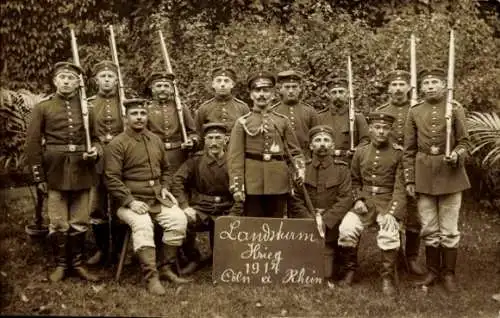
[
  {"x1": 98, "y1": 134, "x2": 115, "y2": 144},
  {"x1": 363, "y1": 185, "x2": 393, "y2": 194},
  {"x1": 245, "y1": 152, "x2": 285, "y2": 162},
  {"x1": 45, "y1": 144, "x2": 86, "y2": 152},
  {"x1": 164, "y1": 141, "x2": 182, "y2": 150},
  {"x1": 420, "y1": 146, "x2": 444, "y2": 156},
  {"x1": 192, "y1": 192, "x2": 232, "y2": 204}
]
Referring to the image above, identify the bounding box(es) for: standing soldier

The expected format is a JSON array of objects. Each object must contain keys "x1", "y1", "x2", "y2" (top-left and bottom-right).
[
  {"x1": 195, "y1": 67, "x2": 249, "y2": 135},
  {"x1": 289, "y1": 125, "x2": 353, "y2": 280},
  {"x1": 87, "y1": 60, "x2": 124, "y2": 266},
  {"x1": 272, "y1": 70, "x2": 318, "y2": 153},
  {"x1": 25, "y1": 62, "x2": 100, "y2": 282},
  {"x1": 375, "y1": 70, "x2": 425, "y2": 276},
  {"x1": 146, "y1": 71, "x2": 199, "y2": 178},
  {"x1": 403, "y1": 68, "x2": 470, "y2": 293},
  {"x1": 104, "y1": 99, "x2": 190, "y2": 295},
  {"x1": 318, "y1": 76, "x2": 370, "y2": 162},
  {"x1": 337, "y1": 113, "x2": 406, "y2": 296},
  {"x1": 172, "y1": 122, "x2": 234, "y2": 274},
  {"x1": 227, "y1": 72, "x2": 305, "y2": 217}
]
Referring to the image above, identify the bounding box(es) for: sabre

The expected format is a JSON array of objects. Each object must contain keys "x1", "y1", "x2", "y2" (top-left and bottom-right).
[
  {"x1": 70, "y1": 28, "x2": 92, "y2": 153},
  {"x1": 445, "y1": 30, "x2": 455, "y2": 159},
  {"x1": 347, "y1": 56, "x2": 356, "y2": 152}
]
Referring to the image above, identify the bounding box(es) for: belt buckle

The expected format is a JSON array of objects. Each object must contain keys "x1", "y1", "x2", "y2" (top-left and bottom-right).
[
  {"x1": 372, "y1": 186, "x2": 379, "y2": 193},
  {"x1": 430, "y1": 145, "x2": 440, "y2": 155},
  {"x1": 263, "y1": 153, "x2": 271, "y2": 161},
  {"x1": 105, "y1": 134, "x2": 113, "y2": 141},
  {"x1": 68, "y1": 144, "x2": 76, "y2": 152},
  {"x1": 214, "y1": 196, "x2": 221, "y2": 203},
  {"x1": 165, "y1": 142, "x2": 172, "y2": 150},
  {"x1": 148, "y1": 180, "x2": 155, "y2": 186}
]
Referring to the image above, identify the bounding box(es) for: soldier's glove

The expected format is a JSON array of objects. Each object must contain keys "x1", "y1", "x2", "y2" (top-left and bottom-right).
[
  {"x1": 233, "y1": 191, "x2": 245, "y2": 203},
  {"x1": 293, "y1": 168, "x2": 305, "y2": 186},
  {"x1": 181, "y1": 139, "x2": 195, "y2": 150},
  {"x1": 443, "y1": 150, "x2": 459, "y2": 167},
  {"x1": 82, "y1": 146, "x2": 98, "y2": 161},
  {"x1": 183, "y1": 207, "x2": 197, "y2": 223},
  {"x1": 405, "y1": 184, "x2": 416, "y2": 199},
  {"x1": 353, "y1": 200, "x2": 368, "y2": 215},
  {"x1": 380, "y1": 213, "x2": 399, "y2": 233},
  {"x1": 36, "y1": 182, "x2": 48, "y2": 195},
  {"x1": 129, "y1": 200, "x2": 149, "y2": 215},
  {"x1": 161, "y1": 188, "x2": 178, "y2": 206}
]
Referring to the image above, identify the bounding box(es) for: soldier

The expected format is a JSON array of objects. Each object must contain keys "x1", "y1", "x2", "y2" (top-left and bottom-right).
[
  {"x1": 227, "y1": 72, "x2": 305, "y2": 217},
  {"x1": 337, "y1": 112, "x2": 406, "y2": 296},
  {"x1": 145, "y1": 71, "x2": 199, "y2": 178},
  {"x1": 104, "y1": 99, "x2": 190, "y2": 295},
  {"x1": 318, "y1": 76, "x2": 370, "y2": 162},
  {"x1": 375, "y1": 70, "x2": 425, "y2": 276},
  {"x1": 289, "y1": 125, "x2": 353, "y2": 280},
  {"x1": 403, "y1": 68, "x2": 470, "y2": 293},
  {"x1": 272, "y1": 70, "x2": 318, "y2": 153},
  {"x1": 172, "y1": 122, "x2": 234, "y2": 274},
  {"x1": 25, "y1": 62, "x2": 100, "y2": 282},
  {"x1": 86, "y1": 60, "x2": 125, "y2": 266},
  {"x1": 195, "y1": 67, "x2": 249, "y2": 135}
]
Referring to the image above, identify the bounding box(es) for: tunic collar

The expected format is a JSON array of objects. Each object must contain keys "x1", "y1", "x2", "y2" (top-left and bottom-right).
[
  {"x1": 125, "y1": 127, "x2": 150, "y2": 141},
  {"x1": 204, "y1": 151, "x2": 226, "y2": 166},
  {"x1": 312, "y1": 155, "x2": 333, "y2": 169},
  {"x1": 329, "y1": 104, "x2": 348, "y2": 115}
]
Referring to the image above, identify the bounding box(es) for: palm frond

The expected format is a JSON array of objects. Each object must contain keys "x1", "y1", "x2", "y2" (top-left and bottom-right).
[{"x1": 467, "y1": 111, "x2": 500, "y2": 168}]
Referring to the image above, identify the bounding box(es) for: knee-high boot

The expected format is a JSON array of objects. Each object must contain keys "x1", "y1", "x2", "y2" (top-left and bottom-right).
[
  {"x1": 69, "y1": 231, "x2": 100, "y2": 282},
  {"x1": 48, "y1": 231, "x2": 68, "y2": 282},
  {"x1": 136, "y1": 246, "x2": 165, "y2": 295}
]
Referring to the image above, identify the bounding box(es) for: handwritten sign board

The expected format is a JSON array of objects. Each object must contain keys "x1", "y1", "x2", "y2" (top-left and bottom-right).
[{"x1": 213, "y1": 216, "x2": 324, "y2": 285}]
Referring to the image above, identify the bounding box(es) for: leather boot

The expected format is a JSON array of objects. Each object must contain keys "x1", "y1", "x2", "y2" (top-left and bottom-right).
[
  {"x1": 405, "y1": 231, "x2": 425, "y2": 275},
  {"x1": 48, "y1": 232, "x2": 68, "y2": 282},
  {"x1": 338, "y1": 246, "x2": 357, "y2": 287},
  {"x1": 178, "y1": 231, "x2": 201, "y2": 275},
  {"x1": 69, "y1": 231, "x2": 100, "y2": 282},
  {"x1": 416, "y1": 246, "x2": 440, "y2": 286},
  {"x1": 381, "y1": 249, "x2": 398, "y2": 296},
  {"x1": 159, "y1": 245, "x2": 192, "y2": 284},
  {"x1": 136, "y1": 247, "x2": 165, "y2": 295},
  {"x1": 441, "y1": 247, "x2": 458, "y2": 293},
  {"x1": 87, "y1": 223, "x2": 109, "y2": 265}
]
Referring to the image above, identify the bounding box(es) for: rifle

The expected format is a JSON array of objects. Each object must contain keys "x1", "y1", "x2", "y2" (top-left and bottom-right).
[
  {"x1": 445, "y1": 30, "x2": 455, "y2": 159},
  {"x1": 158, "y1": 30, "x2": 190, "y2": 145},
  {"x1": 410, "y1": 34, "x2": 418, "y2": 107},
  {"x1": 70, "y1": 29, "x2": 92, "y2": 153},
  {"x1": 347, "y1": 56, "x2": 356, "y2": 152},
  {"x1": 108, "y1": 25, "x2": 126, "y2": 118}
]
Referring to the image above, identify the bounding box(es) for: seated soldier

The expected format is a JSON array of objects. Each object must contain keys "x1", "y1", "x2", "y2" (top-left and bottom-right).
[
  {"x1": 337, "y1": 112, "x2": 406, "y2": 296},
  {"x1": 104, "y1": 99, "x2": 190, "y2": 296},
  {"x1": 172, "y1": 123, "x2": 234, "y2": 274},
  {"x1": 289, "y1": 125, "x2": 353, "y2": 281}
]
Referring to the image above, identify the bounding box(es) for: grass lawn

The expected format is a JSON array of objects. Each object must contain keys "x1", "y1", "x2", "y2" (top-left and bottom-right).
[{"x1": 1, "y1": 186, "x2": 499, "y2": 317}]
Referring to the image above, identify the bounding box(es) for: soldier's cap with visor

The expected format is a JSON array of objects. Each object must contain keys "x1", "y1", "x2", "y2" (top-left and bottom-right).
[
  {"x1": 53, "y1": 62, "x2": 84, "y2": 78},
  {"x1": 212, "y1": 67, "x2": 237, "y2": 82},
  {"x1": 123, "y1": 98, "x2": 148, "y2": 112},
  {"x1": 203, "y1": 122, "x2": 228, "y2": 135},
  {"x1": 366, "y1": 112, "x2": 396, "y2": 125},
  {"x1": 247, "y1": 71, "x2": 276, "y2": 89},
  {"x1": 384, "y1": 70, "x2": 411, "y2": 84},
  {"x1": 92, "y1": 60, "x2": 118, "y2": 76},
  {"x1": 309, "y1": 125, "x2": 335, "y2": 139},
  {"x1": 418, "y1": 68, "x2": 446, "y2": 82},
  {"x1": 277, "y1": 70, "x2": 304, "y2": 83},
  {"x1": 146, "y1": 71, "x2": 175, "y2": 87},
  {"x1": 325, "y1": 75, "x2": 348, "y2": 89}
]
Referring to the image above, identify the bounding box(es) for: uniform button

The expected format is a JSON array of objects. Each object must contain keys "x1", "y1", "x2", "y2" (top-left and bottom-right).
[
  {"x1": 69, "y1": 125, "x2": 73, "y2": 129},
  {"x1": 375, "y1": 156, "x2": 379, "y2": 159},
  {"x1": 376, "y1": 150, "x2": 380, "y2": 154},
  {"x1": 68, "y1": 118, "x2": 73, "y2": 123},
  {"x1": 372, "y1": 174, "x2": 376, "y2": 178}
]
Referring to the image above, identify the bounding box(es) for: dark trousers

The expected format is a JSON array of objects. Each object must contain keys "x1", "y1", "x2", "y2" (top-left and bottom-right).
[{"x1": 244, "y1": 194, "x2": 288, "y2": 218}]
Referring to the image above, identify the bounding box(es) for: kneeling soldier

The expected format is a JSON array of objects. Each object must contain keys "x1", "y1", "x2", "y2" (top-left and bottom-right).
[
  {"x1": 337, "y1": 112, "x2": 406, "y2": 296},
  {"x1": 289, "y1": 125, "x2": 353, "y2": 279},
  {"x1": 172, "y1": 122, "x2": 234, "y2": 274},
  {"x1": 104, "y1": 99, "x2": 190, "y2": 295}
]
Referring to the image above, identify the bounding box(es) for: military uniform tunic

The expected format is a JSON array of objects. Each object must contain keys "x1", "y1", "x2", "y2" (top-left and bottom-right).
[
  {"x1": 195, "y1": 96, "x2": 249, "y2": 134},
  {"x1": 403, "y1": 100, "x2": 470, "y2": 195},
  {"x1": 271, "y1": 101, "x2": 319, "y2": 152},
  {"x1": 317, "y1": 107, "x2": 370, "y2": 156},
  {"x1": 375, "y1": 101, "x2": 410, "y2": 147}
]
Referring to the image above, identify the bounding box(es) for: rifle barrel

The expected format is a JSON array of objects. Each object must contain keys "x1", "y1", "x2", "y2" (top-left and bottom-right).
[
  {"x1": 109, "y1": 25, "x2": 126, "y2": 118},
  {"x1": 410, "y1": 34, "x2": 418, "y2": 107}
]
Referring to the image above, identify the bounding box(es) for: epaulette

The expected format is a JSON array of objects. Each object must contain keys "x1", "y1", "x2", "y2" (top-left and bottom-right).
[
  {"x1": 237, "y1": 112, "x2": 252, "y2": 125},
  {"x1": 192, "y1": 150, "x2": 204, "y2": 157},
  {"x1": 375, "y1": 102, "x2": 390, "y2": 111},
  {"x1": 334, "y1": 159, "x2": 349, "y2": 166},
  {"x1": 451, "y1": 100, "x2": 463, "y2": 110},
  {"x1": 392, "y1": 143, "x2": 404, "y2": 151},
  {"x1": 411, "y1": 100, "x2": 425, "y2": 108},
  {"x1": 302, "y1": 102, "x2": 316, "y2": 111},
  {"x1": 317, "y1": 107, "x2": 329, "y2": 114},
  {"x1": 199, "y1": 97, "x2": 215, "y2": 107},
  {"x1": 271, "y1": 110, "x2": 289, "y2": 119},
  {"x1": 87, "y1": 95, "x2": 97, "y2": 101},
  {"x1": 305, "y1": 158, "x2": 313, "y2": 165},
  {"x1": 233, "y1": 97, "x2": 248, "y2": 106},
  {"x1": 38, "y1": 94, "x2": 54, "y2": 104},
  {"x1": 270, "y1": 101, "x2": 281, "y2": 110}
]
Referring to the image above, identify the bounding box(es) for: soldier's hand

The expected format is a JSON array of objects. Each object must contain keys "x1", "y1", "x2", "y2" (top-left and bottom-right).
[
  {"x1": 380, "y1": 214, "x2": 399, "y2": 233},
  {"x1": 294, "y1": 168, "x2": 305, "y2": 186},
  {"x1": 353, "y1": 200, "x2": 368, "y2": 215},
  {"x1": 181, "y1": 139, "x2": 194, "y2": 150},
  {"x1": 183, "y1": 207, "x2": 197, "y2": 222},
  {"x1": 36, "y1": 182, "x2": 47, "y2": 194},
  {"x1": 161, "y1": 188, "x2": 178, "y2": 206},
  {"x1": 233, "y1": 191, "x2": 245, "y2": 203},
  {"x1": 345, "y1": 150, "x2": 354, "y2": 157},
  {"x1": 406, "y1": 184, "x2": 416, "y2": 198},
  {"x1": 444, "y1": 151, "x2": 459, "y2": 166},
  {"x1": 83, "y1": 146, "x2": 98, "y2": 161},
  {"x1": 129, "y1": 200, "x2": 149, "y2": 215},
  {"x1": 334, "y1": 150, "x2": 343, "y2": 157}
]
